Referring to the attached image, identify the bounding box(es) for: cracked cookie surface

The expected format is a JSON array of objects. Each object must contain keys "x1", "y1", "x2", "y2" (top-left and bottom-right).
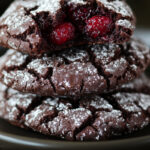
[
  {"x1": 0, "y1": 0, "x2": 135, "y2": 56},
  {"x1": 0, "y1": 74, "x2": 150, "y2": 141},
  {"x1": 0, "y1": 38, "x2": 149, "y2": 98}
]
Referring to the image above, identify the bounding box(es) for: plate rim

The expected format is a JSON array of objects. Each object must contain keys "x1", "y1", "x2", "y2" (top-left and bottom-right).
[{"x1": 1, "y1": 129, "x2": 150, "y2": 149}]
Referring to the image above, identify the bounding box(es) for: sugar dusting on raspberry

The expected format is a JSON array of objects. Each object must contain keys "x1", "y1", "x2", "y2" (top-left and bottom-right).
[
  {"x1": 85, "y1": 16, "x2": 112, "y2": 38},
  {"x1": 51, "y1": 23, "x2": 75, "y2": 45}
]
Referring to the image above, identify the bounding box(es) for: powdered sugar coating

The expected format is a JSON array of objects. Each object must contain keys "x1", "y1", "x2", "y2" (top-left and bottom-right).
[
  {"x1": 68, "y1": 0, "x2": 88, "y2": 5},
  {"x1": 25, "y1": 104, "x2": 55, "y2": 128},
  {"x1": 113, "y1": 93, "x2": 141, "y2": 112},
  {"x1": 116, "y1": 19, "x2": 135, "y2": 29},
  {"x1": 105, "y1": 58, "x2": 127, "y2": 75},
  {"x1": 0, "y1": 0, "x2": 135, "y2": 55},
  {"x1": 80, "y1": 95, "x2": 113, "y2": 111},
  {"x1": 5, "y1": 51, "x2": 28, "y2": 68},
  {"x1": 97, "y1": 0, "x2": 133, "y2": 17},
  {"x1": 31, "y1": 0, "x2": 61, "y2": 15},
  {"x1": 2, "y1": 8, "x2": 35, "y2": 34}
]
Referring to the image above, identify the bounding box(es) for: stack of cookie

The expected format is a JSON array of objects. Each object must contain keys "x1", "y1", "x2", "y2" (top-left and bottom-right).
[{"x1": 0, "y1": 0, "x2": 150, "y2": 141}]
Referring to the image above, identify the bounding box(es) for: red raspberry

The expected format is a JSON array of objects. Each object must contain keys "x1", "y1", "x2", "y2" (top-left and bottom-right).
[
  {"x1": 85, "y1": 16, "x2": 112, "y2": 38},
  {"x1": 51, "y1": 23, "x2": 75, "y2": 45}
]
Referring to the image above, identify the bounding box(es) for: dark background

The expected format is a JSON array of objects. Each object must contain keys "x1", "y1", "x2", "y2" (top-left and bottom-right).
[
  {"x1": 128, "y1": 0, "x2": 150, "y2": 28},
  {"x1": 0, "y1": 0, "x2": 150, "y2": 27}
]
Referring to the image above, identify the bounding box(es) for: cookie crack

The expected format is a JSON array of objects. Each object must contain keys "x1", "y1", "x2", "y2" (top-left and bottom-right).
[
  {"x1": 74, "y1": 111, "x2": 95, "y2": 140},
  {"x1": 74, "y1": 99, "x2": 114, "y2": 140},
  {"x1": 46, "y1": 68, "x2": 56, "y2": 93},
  {"x1": 5, "y1": 8, "x2": 38, "y2": 51},
  {"x1": 25, "y1": 6, "x2": 50, "y2": 48},
  {"x1": 133, "y1": 97, "x2": 150, "y2": 116},
  {"x1": 27, "y1": 69, "x2": 40, "y2": 80},
  {"x1": 11, "y1": 26, "x2": 34, "y2": 48},
  {"x1": 86, "y1": 47, "x2": 110, "y2": 90},
  {"x1": 125, "y1": 43, "x2": 146, "y2": 71},
  {"x1": 103, "y1": 94, "x2": 147, "y2": 132},
  {"x1": 49, "y1": 78, "x2": 56, "y2": 93},
  {"x1": 10, "y1": 96, "x2": 43, "y2": 127},
  {"x1": 27, "y1": 68, "x2": 56, "y2": 94},
  {"x1": 80, "y1": 79, "x2": 84, "y2": 94},
  {"x1": 4, "y1": 55, "x2": 31, "y2": 72},
  {"x1": 115, "y1": 43, "x2": 146, "y2": 86}
]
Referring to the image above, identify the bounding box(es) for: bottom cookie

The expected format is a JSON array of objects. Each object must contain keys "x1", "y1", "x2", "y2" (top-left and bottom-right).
[{"x1": 0, "y1": 74, "x2": 150, "y2": 141}]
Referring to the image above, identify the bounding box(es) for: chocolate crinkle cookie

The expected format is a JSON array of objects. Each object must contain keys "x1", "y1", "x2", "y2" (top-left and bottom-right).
[
  {"x1": 0, "y1": 74, "x2": 150, "y2": 141},
  {"x1": 0, "y1": 0, "x2": 135, "y2": 56},
  {"x1": 0, "y1": 38, "x2": 149, "y2": 98}
]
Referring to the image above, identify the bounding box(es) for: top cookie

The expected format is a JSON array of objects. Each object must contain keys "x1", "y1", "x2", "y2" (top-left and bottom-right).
[{"x1": 0, "y1": 0, "x2": 135, "y2": 56}]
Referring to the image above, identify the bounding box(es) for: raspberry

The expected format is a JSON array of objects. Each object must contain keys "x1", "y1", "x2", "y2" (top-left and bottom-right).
[
  {"x1": 85, "y1": 16, "x2": 112, "y2": 38},
  {"x1": 51, "y1": 23, "x2": 75, "y2": 45}
]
